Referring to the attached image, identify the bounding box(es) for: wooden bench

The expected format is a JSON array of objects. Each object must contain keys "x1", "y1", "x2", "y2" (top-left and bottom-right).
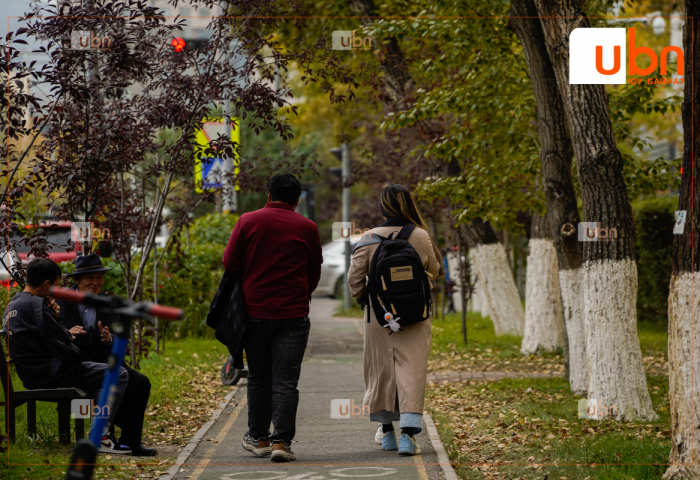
[{"x1": 1, "y1": 331, "x2": 88, "y2": 445}]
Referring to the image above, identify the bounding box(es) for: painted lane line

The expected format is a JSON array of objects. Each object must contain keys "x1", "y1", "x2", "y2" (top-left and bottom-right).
[
  {"x1": 412, "y1": 453, "x2": 429, "y2": 480},
  {"x1": 183, "y1": 394, "x2": 248, "y2": 480},
  {"x1": 423, "y1": 413, "x2": 459, "y2": 480},
  {"x1": 160, "y1": 385, "x2": 239, "y2": 480}
]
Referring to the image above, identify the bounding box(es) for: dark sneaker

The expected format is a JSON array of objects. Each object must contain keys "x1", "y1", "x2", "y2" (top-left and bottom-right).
[
  {"x1": 270, "y1": 441, "x2": 295, "y2": 462},
  {"x1": 128, "y1": 444, "x2": 158, "y2": 457},
  {"x1": 242, "y1": 434, "x2": 272, "y2": 457},
  {"x1": 98, "y1": 436, "x2": 132, "y2": 455}
]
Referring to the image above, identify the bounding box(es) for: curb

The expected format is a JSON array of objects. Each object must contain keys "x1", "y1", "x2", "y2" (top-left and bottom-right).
[
  {"x1": 159, "y1": 384, "x2": 240, "y2": 480},
  {"x1": 423, "y1": 413, "x2": 459, "y2": 480}
]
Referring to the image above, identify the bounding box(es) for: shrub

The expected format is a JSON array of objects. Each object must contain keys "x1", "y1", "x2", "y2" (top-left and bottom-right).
[
  {"x1": 189, "y1": 213, "x2": 240, "y2": 246},
  {"x1": 144, "y1": 214, "x2": 239, "y2": 338},
  {"x1": 633, "y1": 194, "x2": 677, "y2": 325}
]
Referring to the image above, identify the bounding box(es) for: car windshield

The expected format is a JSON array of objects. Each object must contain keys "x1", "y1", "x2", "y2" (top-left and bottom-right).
[{"x1": 8, "y1": 227, "x2": 72, "y2": 253}]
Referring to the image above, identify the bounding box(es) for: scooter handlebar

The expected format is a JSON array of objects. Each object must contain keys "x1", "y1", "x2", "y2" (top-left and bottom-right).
[
  {"x1": 148, "y1": 304, "x2": 185, "y2": 320},
  {"x1": 50, "y1": 287, "x2": 184, "y2": 320},
  {"x1": 50, "y1": 287, "x2": 86, "y2": 304}
]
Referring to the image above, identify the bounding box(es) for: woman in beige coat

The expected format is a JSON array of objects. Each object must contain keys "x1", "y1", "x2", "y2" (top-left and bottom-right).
[{"x1": 348, "y1": 184, "x2": 443, "y2": 456}]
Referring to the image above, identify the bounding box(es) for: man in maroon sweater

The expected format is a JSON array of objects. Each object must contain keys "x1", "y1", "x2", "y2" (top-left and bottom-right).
[{"x1": 223, "y1": 173, "x2": 322, "y2": 463}]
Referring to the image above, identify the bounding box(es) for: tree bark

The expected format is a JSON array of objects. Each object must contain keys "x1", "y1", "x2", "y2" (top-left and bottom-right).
[
  {"x1": 348, "y1": 0, "x2": 524, "y2": 335},
  {"x1": 508, "y1": 0, "x2": 584, "y2": 391},
  {"x1": 521, "y1": 213, "x2": 564, "y2": 354},
  {"x1": 535, "y1": 0, "x2": 655, "y2": 420},
  {"x1": 664, "y1": 3, "x2": 700, "y2": 477}
]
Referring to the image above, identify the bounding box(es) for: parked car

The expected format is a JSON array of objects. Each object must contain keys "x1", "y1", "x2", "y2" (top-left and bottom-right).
[
  {"x1": 0, "y1": 221, "x2": 75, "y2": 287},
  {"x1": 315, "y1": 238, "x2": 361, "y2": 298}
]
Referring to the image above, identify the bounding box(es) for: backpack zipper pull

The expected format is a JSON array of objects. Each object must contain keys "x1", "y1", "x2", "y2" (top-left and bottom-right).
[
  {"x1": 391, "y1": 303, "x2": 397, "y2": 315},
  {"x1": 423, "y1": 304, "x2": 428, "y2": 318},
  {"x1": 381, "y1": 275, "x2": 387, "y2": 291},
  {"x1": 377, "y1": 295, "x2": 385, "y2": 307}
]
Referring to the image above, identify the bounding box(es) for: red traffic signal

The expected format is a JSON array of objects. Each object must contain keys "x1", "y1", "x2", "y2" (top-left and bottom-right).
[{"x1": 172, "y1": 37, "x2": 185, "y2": 52}]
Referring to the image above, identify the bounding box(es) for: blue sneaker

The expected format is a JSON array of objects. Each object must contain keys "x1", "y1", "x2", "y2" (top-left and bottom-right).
[
  {"x1": 398, "y1": 433, "x2": 421, "y2": 456},
  {"x1": 381, "y1": 431, "x2": 398, "y2": 451}
]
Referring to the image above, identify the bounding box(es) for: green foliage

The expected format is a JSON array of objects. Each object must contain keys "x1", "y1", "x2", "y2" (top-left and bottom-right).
[
  {"x1": 633, "y1": 195, "x2": 678, "y2": 324},
  {"x1": 189, "y1": 213, "x2": 240, "y2": 247},
  {"x1": 369, "y1": 3, "x2": 543, "y2": 231},
  {"x1": 0, "y1": 285, "x2": 23, "y2": 322},
  {"x1": 143, "y1": 213, "x2": 240, "y2": 337}
]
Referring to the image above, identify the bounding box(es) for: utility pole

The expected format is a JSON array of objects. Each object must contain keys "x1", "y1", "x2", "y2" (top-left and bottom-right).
[
  {"x1": 341, "y1": 144, "x2": 352, "y2": 311},
  {"x1": 221, "y1": 1, "x2": 236, "y2": 214},
  {"x1": 222, "y1": 98, "x2": 236, "y2": 214},
  {"x1": 330, "y1": 144, "x2": 352, "y2": 310}
]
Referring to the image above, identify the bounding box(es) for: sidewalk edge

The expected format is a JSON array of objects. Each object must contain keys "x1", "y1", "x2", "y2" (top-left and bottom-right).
[
  {"x1": 159, "y1": 385, "x2": 239, "y2": 480},
  {"x1": 423, "y1": 413, "x2": 459, "y2": 480}
]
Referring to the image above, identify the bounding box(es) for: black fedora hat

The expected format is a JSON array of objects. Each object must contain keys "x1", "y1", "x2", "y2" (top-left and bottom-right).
[{"x1": 67, "y1": 253, "x2": 112, "y2": 277}]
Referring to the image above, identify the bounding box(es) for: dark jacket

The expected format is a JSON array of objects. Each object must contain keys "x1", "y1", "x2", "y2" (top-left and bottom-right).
[
  {"x1": 57, "y1": 287, "x2": 119, "y2": 364},
  {"x1": 207, "y1": 272, "x2": 248, "y2": 369},
  {"x1": 2, "y1": 292, "x2": 84, "y2": 389}
]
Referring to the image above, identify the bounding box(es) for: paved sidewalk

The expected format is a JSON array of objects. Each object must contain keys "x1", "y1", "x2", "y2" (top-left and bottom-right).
[
  {"x1": 426, "y1": 370, "x2": 564, "y2": 384},
  {"x1": 170, "y1": 297, "x2": 447, "y2": 480}
]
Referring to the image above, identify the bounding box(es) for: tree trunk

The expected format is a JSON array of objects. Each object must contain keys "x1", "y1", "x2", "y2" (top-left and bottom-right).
[
  {"x1": 464, "y1": 220, "x2": 524, "y2": 335},
  {"x1": 348, "y1": 0, "x2": 524, "y2": 335},
  {"x1": 521, "y1": 213, "x2": 564, "y2": 353},
  {"x1": 508, "y1": 0, "x2": 584, "y2": 391},
  {"x1": 535, "y1": 0, "x2": 655, "y2": 420},
  {"x1": 664, "y1": 2, "x2": 700, "y2": 477}
]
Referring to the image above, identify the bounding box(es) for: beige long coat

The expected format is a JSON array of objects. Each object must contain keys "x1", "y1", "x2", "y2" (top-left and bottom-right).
[{"x1": 348, "y1": 225, "x2": 441, "y2": 415}]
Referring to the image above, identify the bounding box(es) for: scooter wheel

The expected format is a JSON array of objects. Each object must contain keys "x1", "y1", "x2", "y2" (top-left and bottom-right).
[{"x1": 220, "y1": 356, "x2": 242, "y2": 385}]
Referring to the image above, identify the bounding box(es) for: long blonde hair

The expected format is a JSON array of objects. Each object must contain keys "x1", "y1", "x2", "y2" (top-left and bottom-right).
[{"x1": 379, "y1": 184, "x2": 445, "y2": 278}]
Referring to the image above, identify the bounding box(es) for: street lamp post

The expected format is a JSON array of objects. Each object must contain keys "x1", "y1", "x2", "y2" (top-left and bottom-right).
[
  {"x1": 331, "y1": 144, "x2": 352, "y2": 311},
  {"x1": 341, "y1": 144, "x2": 352, "y2": 311}
]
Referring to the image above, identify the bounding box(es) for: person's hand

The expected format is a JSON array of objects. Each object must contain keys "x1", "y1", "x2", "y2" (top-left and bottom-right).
[
  {"x1": 98, "y1": 321, "x2": 111, "y2": 344},
  {"x1": 69, "y1": 325, "x2": 86, "y2": 339},
  {"x1": 48, "y1": 298, "x2": 60, "y2": 317}
]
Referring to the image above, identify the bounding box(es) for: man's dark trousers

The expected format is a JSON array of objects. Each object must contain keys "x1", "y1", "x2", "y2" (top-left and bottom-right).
[
  {"x1": 242, "y1": 316, "x2": 311, "y2": 445},
  {"x1": 54, "y1": 362, "x2": 150, "y2": 446}
]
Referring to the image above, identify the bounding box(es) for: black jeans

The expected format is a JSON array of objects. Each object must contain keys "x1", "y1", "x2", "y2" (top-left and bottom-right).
[{"x1": 242, "y1": 315, "x2": 310, "y2": 445}]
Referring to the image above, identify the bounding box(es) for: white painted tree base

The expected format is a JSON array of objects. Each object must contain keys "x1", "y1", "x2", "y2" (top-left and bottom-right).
[
  {"x1": 664, "y1": 272, "x2": 700, "y2": 479},
  {"x1": 584, "y1": 258, "x2": 657, "y2": 421},
  {"x1": 521, "y1": 239, "x2": 564, "y2": 354},
  {"x1": 559, "y1": 269, "x2": 587, "y2": 395},
  {"x1": 470, "y1": 243, "x2": 524, "y2": 336}
]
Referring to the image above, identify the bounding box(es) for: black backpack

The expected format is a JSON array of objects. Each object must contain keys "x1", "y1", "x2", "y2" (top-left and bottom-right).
[{"x1": 353, "y1": 224, "x2": 432, "y2": 334}]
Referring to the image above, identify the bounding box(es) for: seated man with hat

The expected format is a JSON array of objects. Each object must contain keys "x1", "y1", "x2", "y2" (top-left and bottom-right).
[
  {"x1": 57, "y1": 253, "x2": 157, "y2": 457},
  {"x1": 3, "y1": 257, "x2": 130, "y2": 455}
]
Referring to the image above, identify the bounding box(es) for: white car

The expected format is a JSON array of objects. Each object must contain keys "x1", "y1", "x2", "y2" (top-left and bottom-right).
[{"x1": 314, "y1": 239, "x2": 360, "y2": 297}]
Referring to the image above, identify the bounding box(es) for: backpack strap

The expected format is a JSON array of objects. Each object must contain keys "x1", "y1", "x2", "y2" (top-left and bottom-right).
[
  {"x1": 352, "y1": 233, "x2": 384, "y2": 254},
  {"x1": 396, "y1": 224, "x2": 417, "y2": 241}
]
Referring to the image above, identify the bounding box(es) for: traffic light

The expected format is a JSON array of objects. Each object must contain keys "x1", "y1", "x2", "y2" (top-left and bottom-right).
[{"x1": 172, "y1": 37, "x2": 185, "y2": 52}]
